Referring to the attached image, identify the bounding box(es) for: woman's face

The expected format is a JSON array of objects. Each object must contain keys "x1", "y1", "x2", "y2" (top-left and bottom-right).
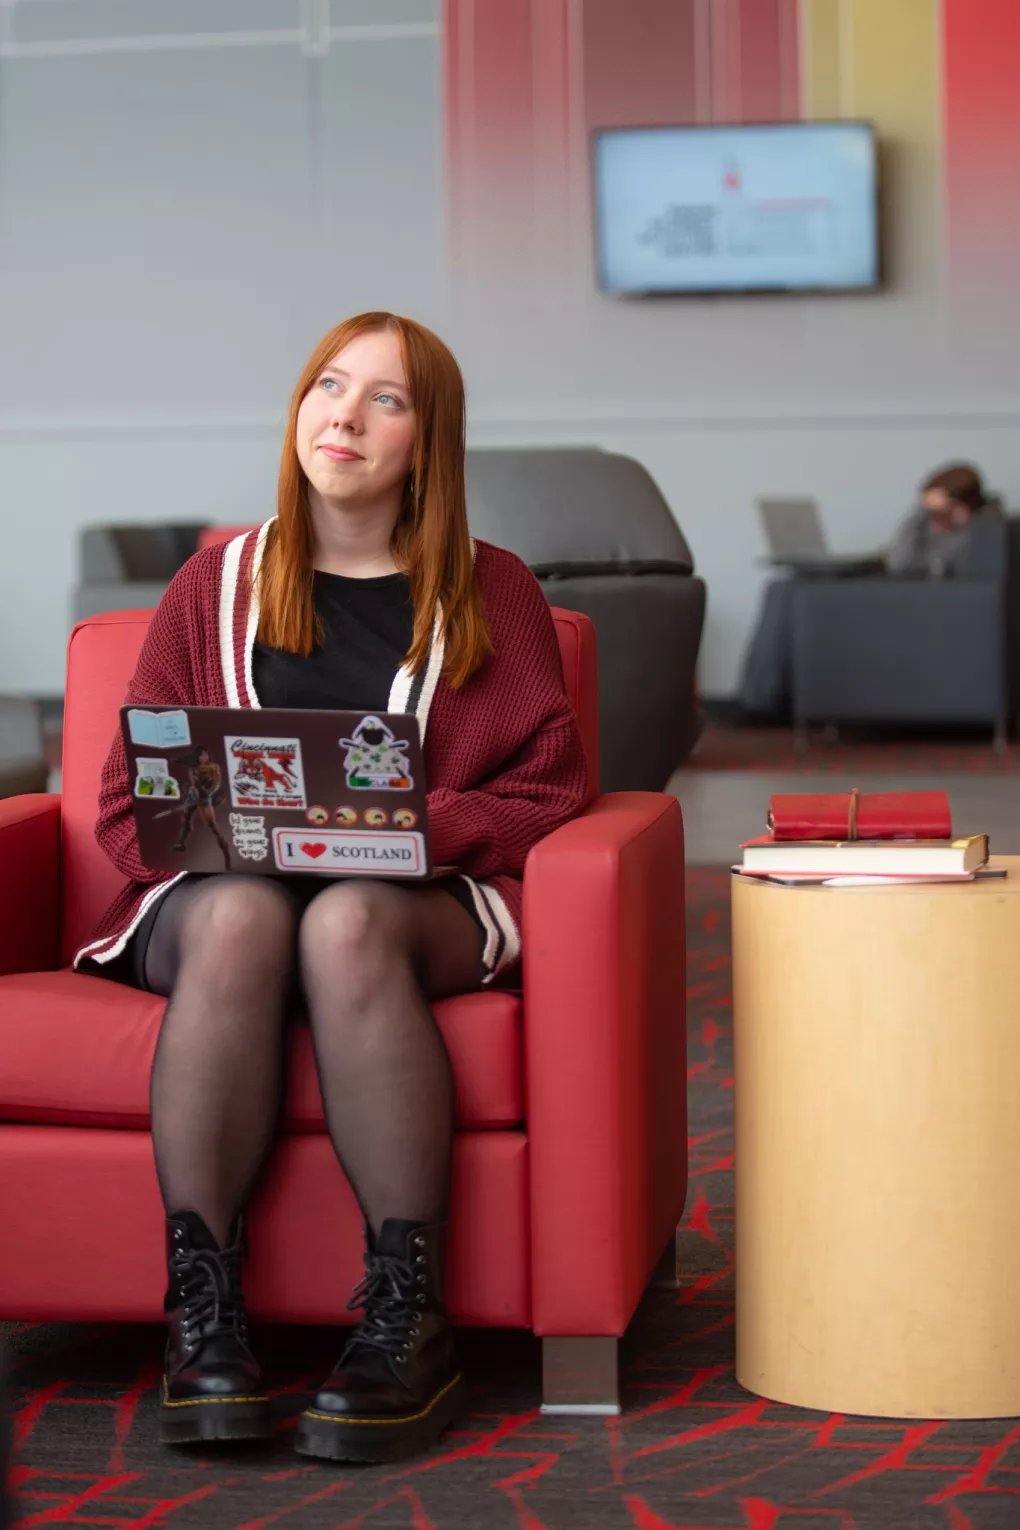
[
  {"x1": 922, "y1": 488, "x2": 971, "y2": 530},
  {"x1": 296, "y1": 329, "x2": 416, "y2": 510}
]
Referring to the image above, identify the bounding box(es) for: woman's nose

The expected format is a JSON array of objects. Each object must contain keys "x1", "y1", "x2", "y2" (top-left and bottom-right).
[{"x1": 331, "y1": 397, "x2": 364, "y2": 433}]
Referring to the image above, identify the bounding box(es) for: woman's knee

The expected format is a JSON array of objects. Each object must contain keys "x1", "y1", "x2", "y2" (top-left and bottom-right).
[
  {"x1": 299, "y1": 882, "x2": 411, "y2": 987},
  {"x1": 177, "y1": 876, "x2": 298, "y2": 978}
]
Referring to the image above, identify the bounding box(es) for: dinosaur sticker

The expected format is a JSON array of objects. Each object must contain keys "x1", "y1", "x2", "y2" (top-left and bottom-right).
[{"x1": 224, "y1": 736, "x2": 307, "y2": 810}]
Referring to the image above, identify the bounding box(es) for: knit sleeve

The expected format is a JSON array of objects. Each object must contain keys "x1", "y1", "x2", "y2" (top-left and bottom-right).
[
  {"x1": 94, "y1": 570, "x2": 202, "y2": 884},
  {"x1": 425, "y1": 561, "x2": 589, "y2": 880}
]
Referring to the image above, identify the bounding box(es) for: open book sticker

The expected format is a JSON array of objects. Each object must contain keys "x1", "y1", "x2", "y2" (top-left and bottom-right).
[
  {"x1": 339, "y1": 716, "x2": 414, "y2": 790},
  {"x1": 127, "y1": 709, "x2": 191, "y2": 749},
  {"x1": 224, "y1": 736, "x2": 307, "y2": 810}
]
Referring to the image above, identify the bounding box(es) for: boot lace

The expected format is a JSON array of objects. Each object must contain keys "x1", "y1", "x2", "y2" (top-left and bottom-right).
[
  {"x1": 343, "y1": 1250, "x2": 426, "y2": 1366},
  {"x1": 171, "y1": 1242, "x2": 247, "y2": 1345}
]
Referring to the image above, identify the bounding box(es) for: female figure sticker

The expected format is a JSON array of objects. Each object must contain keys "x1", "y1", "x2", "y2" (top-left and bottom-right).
[{"x1": 339, "y1": 716, "x2": 414, "y2": 790}]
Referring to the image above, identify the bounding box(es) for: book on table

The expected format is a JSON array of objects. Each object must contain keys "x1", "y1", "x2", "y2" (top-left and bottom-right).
[
  {"x1": 739, "y1": 835, "x2": 989, "y2": 878},
  {"x1": 767, "y1": 790, "x2": 951, "y2": 842}
]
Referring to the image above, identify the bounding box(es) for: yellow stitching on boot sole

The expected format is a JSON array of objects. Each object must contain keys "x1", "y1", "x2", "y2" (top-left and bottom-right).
[
  {"x1": 161, "y1": 1376, "x2": 269, "y2": 1407},
  {"x1": 303, "y1": 1371, "x2": 463, "y2": 1427}
]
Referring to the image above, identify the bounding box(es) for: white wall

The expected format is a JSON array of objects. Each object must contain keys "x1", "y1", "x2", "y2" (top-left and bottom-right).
[
  {"x1": 3, "y1": 0, "x2": 1020, "y2": 698},
  {"x1": 0, "y1": 0, "x2": 444, "y2": 693}
]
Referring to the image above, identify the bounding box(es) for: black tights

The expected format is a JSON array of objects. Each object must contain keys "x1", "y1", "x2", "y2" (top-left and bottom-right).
[{"x1": 143, "y1": 874, "x2": 484, "y2": 1247}]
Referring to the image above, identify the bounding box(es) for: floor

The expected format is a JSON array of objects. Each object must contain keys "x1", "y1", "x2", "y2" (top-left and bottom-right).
[
  {"x1": 8, "y1": 870, "x2": 1020, "y2": 1528},
  {"x1": 8, "y1": 722, "x2": 1020, "y2": 1526},
  {"x1": 686, "y1": 719, "x2": 1020, "y2": 774}
]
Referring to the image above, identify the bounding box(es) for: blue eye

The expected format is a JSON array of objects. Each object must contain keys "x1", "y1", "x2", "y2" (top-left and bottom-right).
[
  {"x1": 377, "y1": 393, "x2": 401, "y2": 408},
  {"x1": 320, "y1": 377, "x2": 339, "y2": 392}
]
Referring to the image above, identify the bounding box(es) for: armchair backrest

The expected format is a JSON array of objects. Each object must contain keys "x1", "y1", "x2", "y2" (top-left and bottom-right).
[
  {"x1": 197, "y1": 525, "x2": 254, "y2": 552},
  {"x1": 953, "y1": 509, "x2": 1008, "y2": 580},
  {"x1": 81, "y1": 524, "x2": 206, "y2": 583},
  {"x1": 465, "y1": 448, "x2": 694, "y2": 576},
  {"x1": 59, "y1": 606, "x2": 599, "y2": 963},
  {"x1": 200, "y1": 451, "x2": 696, "y2": 575}
]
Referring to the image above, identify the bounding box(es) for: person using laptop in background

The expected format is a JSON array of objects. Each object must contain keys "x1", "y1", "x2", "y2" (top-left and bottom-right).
[
  {"x1": 73, "y1": 313, "x2": 588, "y2": 1463},
  {"x1": 886, "y1": 462, "x2": 1001, "y2": 578},
  {"x1": 738, "y1": 460, "x2": 1001, "y2": 719}
]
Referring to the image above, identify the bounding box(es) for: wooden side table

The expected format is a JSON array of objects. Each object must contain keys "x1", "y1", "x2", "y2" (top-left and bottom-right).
[{"x1": 732, "y1": 857, "x2": 1020, "y2": 1418}]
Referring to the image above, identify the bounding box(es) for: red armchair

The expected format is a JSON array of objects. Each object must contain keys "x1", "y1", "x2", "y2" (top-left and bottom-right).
[{"x1": 0, "y1": 606, "x2": 687, "y2": 1413}]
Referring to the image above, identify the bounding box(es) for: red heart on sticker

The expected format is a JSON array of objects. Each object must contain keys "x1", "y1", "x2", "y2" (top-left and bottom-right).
[{"x1": 300, "y1": 841, "x2": 328, "y2": 859}]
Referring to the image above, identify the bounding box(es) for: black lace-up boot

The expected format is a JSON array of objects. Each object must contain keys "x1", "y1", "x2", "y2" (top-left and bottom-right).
[
  {"x1": 159, "y1": 1210, "x2": 272, "y2": 1445},
  {"x1": 295, "y1": 1220, "x2": 465, "y2": 1463}
]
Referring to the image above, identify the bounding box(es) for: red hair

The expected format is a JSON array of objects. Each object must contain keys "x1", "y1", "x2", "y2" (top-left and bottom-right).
[{"x1": 256, "y1": 312, "x2": 491, "y2": 689}]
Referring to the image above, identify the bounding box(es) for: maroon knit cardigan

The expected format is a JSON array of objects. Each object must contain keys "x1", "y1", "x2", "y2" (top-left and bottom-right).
[{"x1": 74, "y1": 526, "x2": 589, "y2": 983}]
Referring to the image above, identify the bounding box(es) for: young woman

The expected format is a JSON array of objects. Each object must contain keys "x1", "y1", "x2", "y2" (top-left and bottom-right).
[
  {"x1": 886, "y1": 462, "x2": 1000, "y2": 578},
  {"x1": 75, "y1": 313, "x2": 588, "y2": 1463}
]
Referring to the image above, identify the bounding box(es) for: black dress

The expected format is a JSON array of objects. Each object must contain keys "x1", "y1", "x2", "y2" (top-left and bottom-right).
[{"x1": 252, "y1": 570, "x2": 415, "y2": 713}]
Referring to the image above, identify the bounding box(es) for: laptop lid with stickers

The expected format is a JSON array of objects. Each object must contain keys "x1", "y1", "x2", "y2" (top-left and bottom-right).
[{"x1": 121, "y1": 705, "x2": 432, "y2": 879}]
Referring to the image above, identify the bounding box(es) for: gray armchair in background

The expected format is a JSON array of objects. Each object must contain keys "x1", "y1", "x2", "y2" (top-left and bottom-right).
[
  {"x1": 790, "y1": 513, "x2": 1010, "y2": 745},
  {"x1": 465, "y1": 448, "x2": 706, "y2": 791},
  {"x1": 73, "y1": 524, "x2": 206, "y2": 623},
  {"x1": 0, "y1": 694, "x2": 47, "y2": 799}
]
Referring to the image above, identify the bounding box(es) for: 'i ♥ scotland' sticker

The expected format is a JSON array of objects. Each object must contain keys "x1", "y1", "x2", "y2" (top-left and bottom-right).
[{"x1": 272, "y1": 827, "x2": 426, "y2": 876}]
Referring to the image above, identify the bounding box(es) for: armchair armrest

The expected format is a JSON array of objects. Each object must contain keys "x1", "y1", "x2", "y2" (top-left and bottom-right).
[
  {"x1": 0, "y1": 794, "x2": 61, "y2": 975},
  {"x1": 523, "y1": 792, "x2": 687, "y2": 1336}
]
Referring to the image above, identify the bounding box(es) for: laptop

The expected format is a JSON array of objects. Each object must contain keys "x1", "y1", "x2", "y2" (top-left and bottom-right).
[
  {"x1": 757, "y1": 498, "x2": 885, "y2": 576},
  {"x1": 122, "y1": 705, "x2": 433, "y2": 878}
]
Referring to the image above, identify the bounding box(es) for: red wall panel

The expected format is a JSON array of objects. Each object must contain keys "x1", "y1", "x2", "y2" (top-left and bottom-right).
[
  {"x1": 582, "y1": 0, "x2": 699, "y2": 129},
  {"x1": 737, "y1": 0, "x2": 798, "y2": 122},
  {"x1": 942, "y1": 0, "x2": 1020, "y2": 299}
]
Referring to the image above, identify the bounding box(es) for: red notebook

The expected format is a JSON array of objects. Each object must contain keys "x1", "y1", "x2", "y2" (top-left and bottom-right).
[{"x1": 768, "y1": 790, "x2": 951, "y2": 842}]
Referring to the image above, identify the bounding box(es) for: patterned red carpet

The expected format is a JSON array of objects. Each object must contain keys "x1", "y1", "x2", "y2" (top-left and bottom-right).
[
  {"x1": 5, "y1": 870, "x2": 1019, "y2": 1528},
  {"x1": 688, "y1": 721, "x2": 1019, "y2": 773}
]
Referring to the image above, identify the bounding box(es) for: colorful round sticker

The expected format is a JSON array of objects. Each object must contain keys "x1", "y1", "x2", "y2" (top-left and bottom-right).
[
  {"x1": 392, "y1": 808, "x2": 418, "y2": 829},
  {"x1": 306, "y1": 805, "x2": 329, "y2": 826},
  {"x1": 364, "y1": 807, "x2": 388, "y2": 827},
  {"x1": 334, "y1": 805, "x2": 358, "y2": 826}
]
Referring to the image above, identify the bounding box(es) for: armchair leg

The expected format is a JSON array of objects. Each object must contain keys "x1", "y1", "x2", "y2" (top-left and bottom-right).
[
  {"x1": 650, "y1": 1227, "x2": 682, "y2": 1290},
  {"x1": 541, "y1": 1337, "x2": 620, "y2": 1416}
]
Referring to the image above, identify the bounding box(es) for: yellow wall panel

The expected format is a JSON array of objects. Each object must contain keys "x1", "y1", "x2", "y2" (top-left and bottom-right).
[
  {"x1": 846, "y1": 0, "x2": 942, "y2": 294},
  {"x1": 843, "y1": 0, "x2": 940, "y2": 134},
  {"x1": 799, "y1": 0, "x2": 841, "y2": 120},
  {"x1": 800, "y1": 0, "x2": 943, "y2": 295}
]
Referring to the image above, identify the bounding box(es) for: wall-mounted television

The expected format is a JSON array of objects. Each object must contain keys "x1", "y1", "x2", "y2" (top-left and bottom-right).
[{"x1": 593, "y1": 121, "x2": 879, "y2": 296}]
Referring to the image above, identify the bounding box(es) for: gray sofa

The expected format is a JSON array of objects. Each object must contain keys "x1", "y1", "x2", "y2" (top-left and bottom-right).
[
  {"x1": 790, "y1": 513, "x2": 1010, "y2": 743},
  {"x1": 73, "y1": 524, "x2": 207, "y2": 624},
  {"x1": 0, "y1": 695, "x2": 47, "y2": 799},
  {"x1": 465, "y1": 448, "x2": 706, "y2": 791}
]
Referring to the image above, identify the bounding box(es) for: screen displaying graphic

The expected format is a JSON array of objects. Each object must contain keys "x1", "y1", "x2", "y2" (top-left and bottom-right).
[{"x1": 593, "y1": 122, "x2": 878, "y2": 294}]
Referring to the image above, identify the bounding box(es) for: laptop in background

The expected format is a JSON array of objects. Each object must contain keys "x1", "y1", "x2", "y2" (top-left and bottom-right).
[
  {"x1": 757, "y1": 498, "x2": 885, "y2": 576},
  {"x1": 122, "y1": 704, "x2": 433, "y2": 879}
]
